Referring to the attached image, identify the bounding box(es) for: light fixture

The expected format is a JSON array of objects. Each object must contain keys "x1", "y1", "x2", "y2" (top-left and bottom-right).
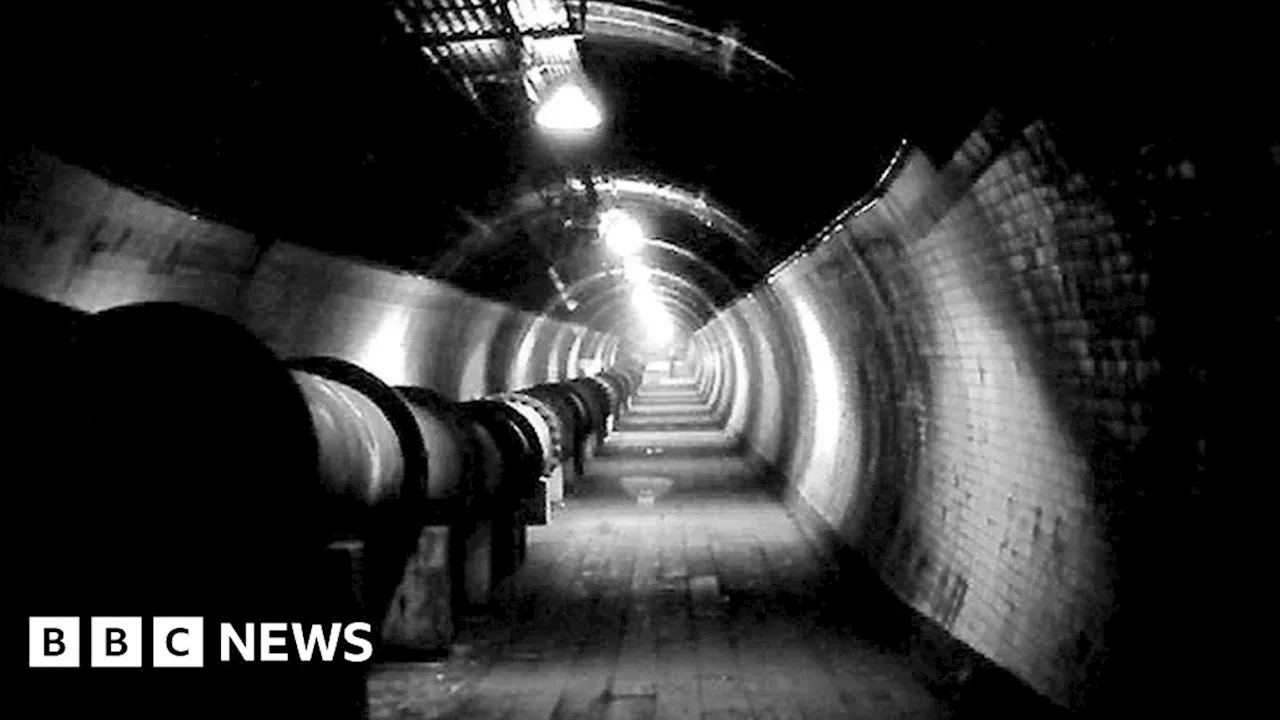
[
  {"x1": 630, "y1": 285, "x2": 674, "y2": 347},
  {"x1": 631, "y1": 283, "x2": 660, "y2": 309},
  {"x1": 622, "y1": 255, "x2": 650, "y2": 284},
  {"x1": 535, "y1": 83, "x2": 602, "y2": 131},
  {"x1": 645, "y1": 313, "x2": 674, "y2": 345},
  {"x1": 599, "y1": 207, "x2": 645, "y2": 255}
]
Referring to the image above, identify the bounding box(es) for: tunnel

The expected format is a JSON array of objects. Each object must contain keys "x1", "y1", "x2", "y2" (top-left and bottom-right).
[{"x1": 3, "y1": 3, "x2": 1260, "y2": 718}]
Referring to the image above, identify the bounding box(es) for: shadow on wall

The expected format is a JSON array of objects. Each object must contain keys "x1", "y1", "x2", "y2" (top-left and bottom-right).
[
  {"x1": 0, "y1": 148, "x2": 617, "y2": 399},
  {"x1": 698, "y1": 106, "x2": 1231, "y2": 712}
]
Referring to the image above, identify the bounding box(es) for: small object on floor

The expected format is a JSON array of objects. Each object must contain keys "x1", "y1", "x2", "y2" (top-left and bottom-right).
[
  {"x1": 611, "y1": 680, "x2": 657, "y2": 697},
  {"x1": 449, "y1": 643, "x2": 473, "y2": 659},
  {"x1": 690, "y1": 574, "x2": 721, "y2": 598}
]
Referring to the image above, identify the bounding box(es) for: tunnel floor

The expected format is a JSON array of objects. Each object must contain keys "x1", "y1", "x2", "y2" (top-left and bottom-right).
[
  {"x1": 367, "y1": 373, "x2": 1055, "y2": 719},
  {"x1": 370, "y1": 494, "x2": 965, "y2": 720}
]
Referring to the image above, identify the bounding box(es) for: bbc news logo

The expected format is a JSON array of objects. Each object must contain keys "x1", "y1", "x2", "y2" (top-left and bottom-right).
[{"x1": 29, "y1": 618, "x2": 373, "y2": 668}]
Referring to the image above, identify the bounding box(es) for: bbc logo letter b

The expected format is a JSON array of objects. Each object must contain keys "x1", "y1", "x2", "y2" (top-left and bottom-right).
[
  {"x1": 154, "y1": 617, "x2": 203, "y2": 667},
  {"x1": 91, "y1": 617, "x2": 142, "y2": 667},
  {"x1": 30, "y1": 617, "x2": 79, "y2": 667}
]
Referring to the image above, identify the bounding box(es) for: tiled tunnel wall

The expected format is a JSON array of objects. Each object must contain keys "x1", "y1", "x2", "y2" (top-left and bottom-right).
[
  {"x1": 698, "y1": 111, "x2": 1226, "y2": 711},
  {"x1": 3, "y1": 112, "x2": 1242, "y2": 713},
  {"x1": 0, "y1": 149, "x2": 616, "y2": 398}
]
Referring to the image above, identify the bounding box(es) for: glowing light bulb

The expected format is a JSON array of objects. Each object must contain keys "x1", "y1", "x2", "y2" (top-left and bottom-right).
[
  {"x1": 623, "y1": 256, "x2": 650, "y2": 283},
  {"x1": 631, "y1": 284, "x2": 660, "y2": 310},
  {"x1": 535, "y1": 84, "x2": 602, "y2": 131},
  {"x1": 599, "y1": 208, "x2": 645, "y2": 255},
  {"x1": 646, "y1": 314, "x2": 674, "y2": 345}
]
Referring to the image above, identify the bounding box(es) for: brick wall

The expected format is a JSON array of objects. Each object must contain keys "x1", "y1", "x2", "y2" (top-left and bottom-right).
[
  {"x1": 703, "y1": 107, "x2": 1224, "y2": 710},
  {"x1": 1, "y1": 149, "x2": 614, "y2": 397}
]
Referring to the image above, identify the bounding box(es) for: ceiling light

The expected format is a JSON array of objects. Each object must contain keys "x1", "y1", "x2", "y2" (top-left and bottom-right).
[
  {"x1": 535, "y1": 84, "x2": 602, "y2": 131},
  {"x1": 632, "y1": 284, "x2": 658, "y2": 307},
  {"x1": 631, "y1": 297, "x2": 674, "y2": 347},
  {"x1": 599, "y1": 208, "x2": 645, "y2": 255},
  {"x1": 622, "y1": 256, "x2": 650, "y2": 284},
  {"x1": 646, "y1": 314, "x2": 674, "y2": 345}
]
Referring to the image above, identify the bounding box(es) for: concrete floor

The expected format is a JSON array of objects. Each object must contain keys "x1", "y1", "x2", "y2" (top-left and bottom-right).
[{"x1": 368, "y1": 375, "x2": 1060, "y2": 719}]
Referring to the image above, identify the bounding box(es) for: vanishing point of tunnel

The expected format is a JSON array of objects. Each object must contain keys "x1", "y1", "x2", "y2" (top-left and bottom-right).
[{"x1": 4, "y1": 3, "x2": 1261, "y2": 719}]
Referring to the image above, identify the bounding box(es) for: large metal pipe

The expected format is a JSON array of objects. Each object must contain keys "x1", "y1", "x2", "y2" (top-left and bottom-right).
[
  {"x1": 494, "y1": 392, "x2": 560, "y2": 472},
  {"x1": 444, "y1": 404, "x2": 507, "y2": 606},
  {"x1": 513, "y1": 387, "x2": 579, "y2": 501},
  {"x1": 584, "y1": 375, "x2": 622, "y2": 434},
  {"x1": 388, "y1": 385, "x2": 494, "y2": 650},
  {"x1": 454, "y1": 398, "x2": 542, "y2": 580},
  {"x1": 37, "y1": 302, "x2": 362, "y2": 718},
  {"x1": 617, "y1": 367, "x2": 643, "y2": 402},
  {"x1": 395, "y1": 385, "x2": 482, "y2": 510},
  {"x1": 456, "y1": 399, "x2": 543, "y2": 489},
  {"x1": 2, "y1": 286, "x2": 85, "y2": 347},
  {"x1": 502, "y1": 400, "x2": 552, "y2": 522},
  {"x1": 567, "y1": 376, "x2": 611, "y2": 439},
  {"x1": 7, "y1": 289, "x2": 87, "y2": 516},
  {"x1": 604, "y1": 368, "x2": 636, "y2": 397},
  {"x1": 595, "y1": 371, "x2": 631, "y2": 411},
  {"x1": 284, "y1": 357, "x2": 433, "y2": 657},
  {"x1": 519, "y1": 385, "x2": 578, "y2": 464},
  {"x1": 527, "y1": 382, "x2": 593, "y2": 477},
  {"x1": 498, "y1": 390, "x2": 572, "y2": 508},
  {"x1": 289, "y1": 371, "x2": 407, "y2": 536},
  {"x1": 455, "y1": 411, "x2": 505, "y2": 501}
]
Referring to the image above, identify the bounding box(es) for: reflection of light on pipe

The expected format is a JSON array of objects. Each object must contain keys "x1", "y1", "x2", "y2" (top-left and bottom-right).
[
  {"x1": 600, "y1": 208, "x2": 645, "y2": 255},
  {"x1": 356, "y1": 305, "x2": 411, "y2": 386},
  {"x1": 535, "y1": 84, "x2": 602, "y2": 131}
]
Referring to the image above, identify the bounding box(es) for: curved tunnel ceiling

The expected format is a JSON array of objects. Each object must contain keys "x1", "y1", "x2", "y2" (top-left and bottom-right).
[{"x1": 6, "y1": 2, "x2": 1096, "y2": 333}]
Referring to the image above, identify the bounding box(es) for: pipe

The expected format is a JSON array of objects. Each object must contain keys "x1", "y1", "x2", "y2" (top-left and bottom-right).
[
  {"x1": 284, "y1": 357, "x2": 437, "y2": 659},
  {"x1": 520, "y1": 385, "x2": 579, "y2": 463},
  {"x1": 442, "y1": 402, "x2": 510, "y2": 604},
  {"x1": 395, "y1": 385, "x2": 485, "y2": 512},
  {"x1": 528, "y1": 382, "x2": 593, "y2": 476},
  {"x1": 41, "y1": 301, "x2": 363, "y2": 717},
  {"x1": 567, "y1": 377, "x2": 611, "y2": 438},
  {"x1": 454, "y1": 398, "x2": 544, "y2": 581},
  {"x1": 495, "y1": 391, "x2": 563, "y2": 473},
  {"x1": 456, "y1": 399, "x2": 543, "y2": 489},
  {"x1": 288, "y1": 371, "x2": 408, "y2": 537},
  {"x1": 518, "y1": 384, "x2": 583, "y2": 497},
  {"x1": 596, "y1": 371, "x2": 632, "y2": 407},
  {"x1": 7, "y1": 289, "x2": 87, "y2": 512},
  {"x1": 584, "y1": 375, "x2": 622, "y2": 433},
  {"x1": 592, "y1": 374, "x2": 625, "y2": 434}
]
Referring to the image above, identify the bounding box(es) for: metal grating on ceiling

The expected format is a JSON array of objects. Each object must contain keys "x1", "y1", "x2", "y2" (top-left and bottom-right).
[{"x1": 390, "y1": 0, "x2": 587, "y2": 120}]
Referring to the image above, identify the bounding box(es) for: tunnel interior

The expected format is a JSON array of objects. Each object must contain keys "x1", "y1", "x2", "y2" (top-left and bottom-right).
[{"x1": 4, "y1": 2, "x2": 1262, "y2": 718}]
